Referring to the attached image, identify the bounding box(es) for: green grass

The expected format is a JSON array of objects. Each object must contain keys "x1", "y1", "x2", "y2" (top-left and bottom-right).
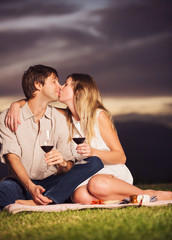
[{"x1": 0, "y1": 184, "x2": 172, "y2": 240}]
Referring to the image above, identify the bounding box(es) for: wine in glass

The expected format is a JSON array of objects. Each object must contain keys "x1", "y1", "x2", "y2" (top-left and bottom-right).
[
  {"x1": 72, "y1": 125, "x2": 85, "y2": 145},
  {"x1": 41, "y1": 145, "x2": 53, "y2": 153},
  {"x1": 72, "y1": 136, "x2": 85, "y2": 145},
  {"x1": 40, "y1": 129, "x2": 54, "y2": 169},
  {"x1": 71, "y1": 124, "x2": 86, "y2": 163}
]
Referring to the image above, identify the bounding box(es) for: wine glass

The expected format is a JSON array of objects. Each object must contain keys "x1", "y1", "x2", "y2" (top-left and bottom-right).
[
  {"x1": 39, "y1": 129, "x2": 54, "y2": 170},
  {"x1": 72, "y1": 125, "x2": 85, "y2": 145},
  {"x1": 71, "y1": 124, "x2": 86, "y2": 163}
]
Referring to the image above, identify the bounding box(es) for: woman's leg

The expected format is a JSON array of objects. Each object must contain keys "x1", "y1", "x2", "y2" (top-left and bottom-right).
[
  {"x1": 86, "y1": 174, "x2": 172, "y2": 201},
  {"x1": 71, "y1": 185, "x2": 98, "y2": 204}
]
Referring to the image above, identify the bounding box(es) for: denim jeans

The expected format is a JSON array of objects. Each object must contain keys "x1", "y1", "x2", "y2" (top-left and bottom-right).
[{"x1": 0, "y1": 156, "x2": 103, "y2": 208}]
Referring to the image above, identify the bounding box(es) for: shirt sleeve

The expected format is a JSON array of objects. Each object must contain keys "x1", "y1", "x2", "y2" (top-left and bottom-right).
[{"x1": 0, "y1": 110, "x2": 21, "y2": 164}]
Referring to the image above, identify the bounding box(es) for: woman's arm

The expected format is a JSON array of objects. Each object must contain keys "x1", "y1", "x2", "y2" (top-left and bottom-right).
[
  {"x1": 5, "y1": 100, "x2": 67, "y2": 132},
  {"x1": 5, "y1": 99, "x2": 26, "y2": 132},
  {"x1": 77, "y1": 111, "x2": 126, "y2": 164}
]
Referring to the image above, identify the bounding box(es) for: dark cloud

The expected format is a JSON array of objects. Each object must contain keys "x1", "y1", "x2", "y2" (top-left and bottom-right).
[
  {"x1": 57, "y1": 33, "x2": 172, "y2": 96},
  {"x1": 99, "y1": 0, "x2": 172, "y2": 41},
  {"x1": 0, "y1": 0, "x2": 171, "y2": 97},
  {"x1": 95, "y1": 36, "x2": 172, "y2": 96},
  {"x1": 0, "y1": 30, "x2": 45, "y2": 56},
  {"x1": 0, "y1": 0, "x2": 79, "y2": 20}
]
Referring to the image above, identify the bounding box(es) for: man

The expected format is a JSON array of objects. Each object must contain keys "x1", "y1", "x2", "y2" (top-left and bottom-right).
[{"x1": 0, "y1": 65, "x2": 103, "y2": 209}]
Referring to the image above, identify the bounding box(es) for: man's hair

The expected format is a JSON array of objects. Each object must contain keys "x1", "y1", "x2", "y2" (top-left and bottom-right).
[{"x1": 22, "y1": 64, "x2": 58, "y2": 99}]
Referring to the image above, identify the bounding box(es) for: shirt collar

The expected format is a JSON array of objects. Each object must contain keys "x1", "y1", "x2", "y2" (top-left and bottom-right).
[
  {"x1": 22, "y1": 102, "x2": 52, "y2": 121},
  {"x1": 44, "y1": 106, "x2": 51, "y2": 119}
]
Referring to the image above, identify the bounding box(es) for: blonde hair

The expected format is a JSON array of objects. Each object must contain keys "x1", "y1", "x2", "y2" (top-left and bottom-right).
[{"x1": 66, "y1": 73, "x2": 114, "y2": 144}]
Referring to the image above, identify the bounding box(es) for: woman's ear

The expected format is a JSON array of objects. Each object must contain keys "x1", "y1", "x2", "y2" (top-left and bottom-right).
[{"x1": 34, "y1": 81, "x2": 43, "y2": 91}]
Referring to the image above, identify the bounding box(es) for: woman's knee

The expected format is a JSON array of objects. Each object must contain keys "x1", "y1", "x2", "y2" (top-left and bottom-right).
[
  {"x1": 88, "y1": 174, "x2": 115, "y2": 197},
  {"x1": 71, "y1": 186, "x2": 95, "y2": 204}
]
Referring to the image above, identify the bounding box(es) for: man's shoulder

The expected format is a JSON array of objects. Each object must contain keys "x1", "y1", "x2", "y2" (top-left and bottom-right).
[
  {"x1": 51, "y1": 106, "x2": 66, "y2": 119},
  {"x1": 50, "y1": 106, "x2": 69, "y2": 130}
]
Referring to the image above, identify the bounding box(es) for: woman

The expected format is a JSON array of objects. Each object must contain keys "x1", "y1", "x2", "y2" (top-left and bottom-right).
[{"x1": 5, "y1": 73, "x2": 172, "y2": 203}]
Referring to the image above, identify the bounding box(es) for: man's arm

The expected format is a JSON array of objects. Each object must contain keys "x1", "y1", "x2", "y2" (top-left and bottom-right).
[
  {"x1": 5, "y1": 153, "x2": 52, "y2": 205},
  {"x1": 1, "y1": 110, "x2": 52, "y2": 205}
]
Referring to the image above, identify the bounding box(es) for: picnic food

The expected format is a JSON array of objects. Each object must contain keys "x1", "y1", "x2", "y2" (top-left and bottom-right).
[
  {"x1": 91, "y1": 199, "x2": 104, "y2": 204},
  {"x1": 130, "y1": 195, "x2": 138, "y2": 203},
  {"x1": 130, "y1": 195, "x2": 151, "y2": 203}
]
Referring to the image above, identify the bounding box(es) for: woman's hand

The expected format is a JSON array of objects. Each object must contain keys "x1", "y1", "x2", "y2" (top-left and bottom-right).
[
  {"x1": 5, "y1": 102, "x2": 21, "y2": 133},
  {"x1": 76, "y1": 143, "x2": 94, "y2": 157},
  {"x1": 45, "y1": 150, "x2": 67, "y2": 167}
]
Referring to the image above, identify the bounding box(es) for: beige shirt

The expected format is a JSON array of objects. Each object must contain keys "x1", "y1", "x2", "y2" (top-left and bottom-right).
[{"x1": 0, "y1": 103, "x2": 74, "y2": 180}]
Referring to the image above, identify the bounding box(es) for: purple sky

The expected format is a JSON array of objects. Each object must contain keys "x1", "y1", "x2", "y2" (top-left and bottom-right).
[{"x1": 0, "y1": 0, "x2": 172, "y2": 97}]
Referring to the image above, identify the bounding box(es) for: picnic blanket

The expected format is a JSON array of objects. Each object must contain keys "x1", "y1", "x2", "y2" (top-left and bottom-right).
[{"x1": 5, "y1": 200, "x2": 172, "y2": 214}]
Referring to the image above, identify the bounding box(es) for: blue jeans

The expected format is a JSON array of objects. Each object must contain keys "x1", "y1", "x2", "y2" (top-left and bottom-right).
[{"x1": 0, "y1": 157, "x2": 103, "y2": 209}]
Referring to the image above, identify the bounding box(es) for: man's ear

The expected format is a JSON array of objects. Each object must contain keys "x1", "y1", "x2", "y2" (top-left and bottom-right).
[{"x1": 34, "y1": 81, "x2": 43, "y2": 91}]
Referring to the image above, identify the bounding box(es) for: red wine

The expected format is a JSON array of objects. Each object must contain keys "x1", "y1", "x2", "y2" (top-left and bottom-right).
[
  {"x1": 72, "y1": 137, "x2": 85, "y2": 144},
  {"x1": 41, "y1": 146, "x2": 53, "y2": 153}
]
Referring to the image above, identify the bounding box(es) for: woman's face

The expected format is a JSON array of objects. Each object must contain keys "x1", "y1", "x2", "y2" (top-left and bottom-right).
[{"x1": 59, "y1": 77, "x2": 74, "y2": 104}]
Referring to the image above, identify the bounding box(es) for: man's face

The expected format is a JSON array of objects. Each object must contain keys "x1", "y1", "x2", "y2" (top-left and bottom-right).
[{"x1": 41, "y1": 73, "x2": 61, "y2": 102}]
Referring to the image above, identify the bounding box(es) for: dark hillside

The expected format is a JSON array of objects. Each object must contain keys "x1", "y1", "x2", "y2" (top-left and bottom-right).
[{"x1": 116, "y1": 121, "x2": 172, "y2": 183}]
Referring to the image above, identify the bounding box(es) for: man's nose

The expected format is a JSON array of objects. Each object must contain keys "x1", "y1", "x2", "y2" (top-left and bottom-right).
[{"x1": 57, "y1": 82, "x2": 62, "y2": 88}]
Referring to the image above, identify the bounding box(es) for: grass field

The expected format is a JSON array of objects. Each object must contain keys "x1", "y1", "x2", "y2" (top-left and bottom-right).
[{"x1": 0, "y1": 183, "x2": 172, "y2": 240}]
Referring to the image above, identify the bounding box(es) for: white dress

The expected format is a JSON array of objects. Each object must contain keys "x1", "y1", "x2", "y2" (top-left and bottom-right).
[{"x1": 70, "y1": 109, "x2": 133, "y2": 187}]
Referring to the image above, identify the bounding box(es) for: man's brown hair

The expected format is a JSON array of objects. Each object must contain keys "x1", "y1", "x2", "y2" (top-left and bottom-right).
[{"x1": 22, "y1": 64, "x2": 58, "y2": 99}]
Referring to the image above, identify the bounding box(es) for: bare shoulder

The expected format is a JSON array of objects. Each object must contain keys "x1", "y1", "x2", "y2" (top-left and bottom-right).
[
  {"x1": 98, "y1": 110, "x2": 108, "y2": 118},
  {"x1": 97, "y1": 109, "x2": 115, "y2": 133},
  {"x1": 98, "y1": 110, "x2": 111, "y2": 124}
]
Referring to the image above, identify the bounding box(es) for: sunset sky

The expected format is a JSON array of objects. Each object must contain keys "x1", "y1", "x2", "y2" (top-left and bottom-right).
[{"x1": 0, "y1": 0, "x2": 171, "y2": 120}]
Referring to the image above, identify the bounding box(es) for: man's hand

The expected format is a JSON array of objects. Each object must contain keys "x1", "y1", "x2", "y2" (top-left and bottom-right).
[
  {"x1": 45, "y1": 150, "x2": 74, "y2": 173},
  {"x1": 45, "y1": 150, "x2": 67, "y2": 167},
  {"x1": 28, "y1": 183, "x2": 52, "y2": 205},
  {"x1": 5, "y1": 153, "x2": 52, "y2": 205}
]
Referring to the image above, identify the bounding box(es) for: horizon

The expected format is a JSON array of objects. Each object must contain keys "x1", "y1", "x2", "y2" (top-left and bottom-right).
[{"x1": 1, "y1": 95, "x2": 172, "y2": 128}]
